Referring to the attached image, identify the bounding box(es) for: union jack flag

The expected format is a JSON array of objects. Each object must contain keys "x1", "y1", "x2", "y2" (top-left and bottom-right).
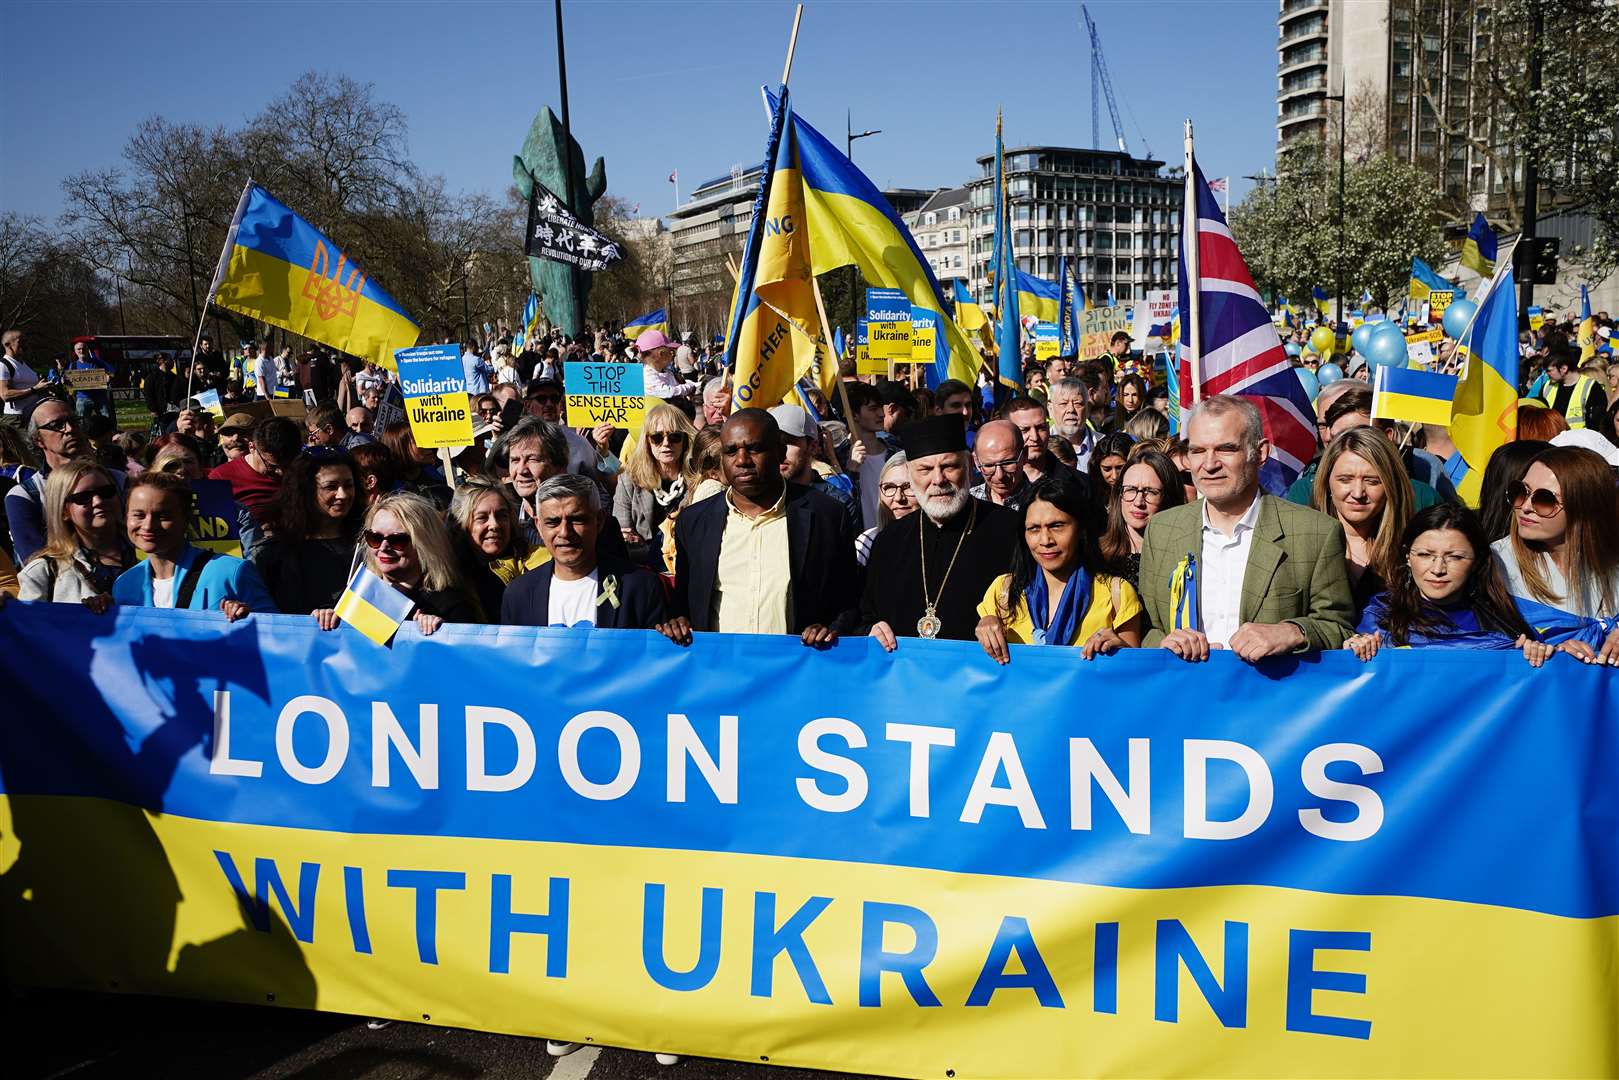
[{"x1": 1177, "y1": 159, "x2": 1315, "y2": 494}]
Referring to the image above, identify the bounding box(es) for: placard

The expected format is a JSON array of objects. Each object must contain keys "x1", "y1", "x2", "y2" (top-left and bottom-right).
[
  {"x1": 1528, "y1": 306, "x2": 1545, "y2": 332},
  {"x1": 1427, "y1": 290, "x2": 1455, "y2": 322},
  {"x1": 65, "y1": 368, "x2": 111, "y2": 391},
  {"x1": 1078, "y1": 306, "x2": 1131, "y2": 359},
  {"x1": 909, "y1": 306, "x2": 937, "y2": 364},
  {"x1": 1032, "y1": 322, "x2": 1060, "y2": 363},
  {"x1": 394, "y1": 344, "x2": 473, "y2": 449},
  {"x1": 854, "y1": 318, "x2": 883, "y2": 376},
  {"x1": 192, "y1": 389, "x2": 224, "y2": 418},
  {"x1": 564, "y1": 362, "x2": 647, "y2": 428},
  {"x1": 865, "y1": 288, "x2": 912, "y2": 362},
  {"x1": 110, "y1": 388, "x2": 152, "y2": 433}
]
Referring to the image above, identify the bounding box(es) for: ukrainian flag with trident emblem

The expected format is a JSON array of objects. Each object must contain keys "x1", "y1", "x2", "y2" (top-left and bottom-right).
[{"x1": 209, "y1": 182, "x2": 421, "y2": 369}]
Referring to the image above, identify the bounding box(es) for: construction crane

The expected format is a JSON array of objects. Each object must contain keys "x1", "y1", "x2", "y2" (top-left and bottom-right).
[{"x1": 1082, "y1": 2, "x2": 1153, "y2": 159}]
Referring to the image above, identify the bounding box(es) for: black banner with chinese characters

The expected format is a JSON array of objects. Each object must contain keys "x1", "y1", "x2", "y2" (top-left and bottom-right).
[{"x1": 524, "y1": 181, "x2": 623, "y2": 273}]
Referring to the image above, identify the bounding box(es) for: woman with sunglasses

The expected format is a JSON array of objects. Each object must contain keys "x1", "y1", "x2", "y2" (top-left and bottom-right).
[
  {"x1": 1097, "y1": 449, "x2": 1186, "y2": 588},
  {"x1": 975, "y1": 476, "x2": 1142, "y2": 663},
  {"x1": 1345, "y1": 504, "x2": 1550, "y2": 664},
  {"x1": 313, "y1": 492, "x2": 481, "y2": 635},
  {"x1": 613, "y1": 403, "x2": 698, "y2": 559},
  {"x1": 1476, "y1": 439, "x2": 1552, "y2": 542},
  {"x1": 111, "y1": 472, "x2": 275, "y2": 618},
  {"x1": 17, "y1": 459, "x2": 135, "y2": 606},
  {"x1": 448, "y1": 475, "x2": 548, "y2": 618},
  {"x1": 254, "y1": 449, "x2": 366, "y2": 614},
  {"x1": 1311, "y1": 427, "x2": 1415, "y2": 618},
  {"x1": 853, "y1": 452, "x2": 914, "y2": 567},
  {"x1": 1492, "y1": 445, "x2": 1619, "y2": 662}
]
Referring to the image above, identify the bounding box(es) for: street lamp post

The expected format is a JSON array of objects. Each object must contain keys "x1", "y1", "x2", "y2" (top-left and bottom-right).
[
  {"x1": 846, "y1": 112, "x2": 881, "y2": 337},
  {"x1": 1326, "y1": 90, "x2": 1347, "y2": 328}
]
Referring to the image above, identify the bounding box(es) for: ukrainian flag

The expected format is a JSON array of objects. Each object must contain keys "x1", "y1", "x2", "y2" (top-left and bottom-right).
[
  {"x1": 762, "y1": 89, "x2": 980, "y2": 388},
  {"x1": 990, "y1": 111, "x2": 1021, "y2": 387},
  {"x1": 1577, "y1": 285, "x2": 1597, "y2": 362},
  {"x1": 1311, "y1": 285, "x2": 1331, "y2": 315},
  {"x1": 951, "y1": 279, "x2": 987, "y2": 333},
  {"x1": 1450, "y1": 264, "x2": 1519, "y2": 506},
  {"x1": 624, "y1": 308, "x2": 669, "y2": 341},
  {"x1": 1016, "y1": 270, "x2": 1060, "y2": 325},
  {"x1": 1461, "y1": 213, "x2": 1497, "y2": 276},
  {"x1": 1372, "y1": 364, "x2": 1458, "y2": 426},
  {"x1": 1057, "y1": 257, "x2": 1087, "y2": 355},
  {"x1": 334, "y1": 564, "x2": 415, "y2": 646},
  {"x1": 209, "y1": 182, "x2": 419, "y2": 370},
  {"x1": 726, "y1": 86, "x2": 820, "y2": 411},
  {"x1": 1409, "y1": 257, "x2": 1451, "y2": 303}
]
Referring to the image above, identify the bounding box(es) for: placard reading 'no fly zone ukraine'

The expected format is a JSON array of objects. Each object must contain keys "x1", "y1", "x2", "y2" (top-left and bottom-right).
[
  {"x1": 565, "y1": 362, "x2": 647, "y2": 428},
  {"x1": 395, "y1": 344, "x2": 473, "y2": 449}
]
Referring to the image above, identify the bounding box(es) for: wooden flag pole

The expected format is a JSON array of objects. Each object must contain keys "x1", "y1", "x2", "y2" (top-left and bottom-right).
[{"x1": 781, "y1": 4, "x2": 804, "y2": 85}]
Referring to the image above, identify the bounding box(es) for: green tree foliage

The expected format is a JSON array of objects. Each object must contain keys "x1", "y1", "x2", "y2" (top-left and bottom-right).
[{"x1": 1230, "y1": 142, "x2": 1446, "y2": 313}]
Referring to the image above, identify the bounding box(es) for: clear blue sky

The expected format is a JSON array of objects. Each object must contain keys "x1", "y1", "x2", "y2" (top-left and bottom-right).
[{"x1": 2, "y1": 0, "x2": 1280, "y2": 224}]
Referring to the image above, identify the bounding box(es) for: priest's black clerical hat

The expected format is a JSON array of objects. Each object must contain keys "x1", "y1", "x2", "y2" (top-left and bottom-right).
[{"x1": 897, "y1": 413, "x2": 967, "y2": 459}]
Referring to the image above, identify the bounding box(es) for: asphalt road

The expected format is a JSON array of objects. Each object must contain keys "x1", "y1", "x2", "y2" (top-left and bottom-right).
[{"x1": 16, "y1": 991, "x2": 893, "y2": 1080}]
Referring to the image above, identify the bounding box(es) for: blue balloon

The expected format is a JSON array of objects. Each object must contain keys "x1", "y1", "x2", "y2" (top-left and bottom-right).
[
  {"x1": 1350, "y1": 322, "x2": 1377, "y2": 357},
  {"x1": 1316, "y1": 362, "x2": 1345, "y2": 385},
  {"x1": 1442, "y1": 298, "x2": 1479, "y2": 339},
  {"x1": 1295, "y1": 366, "x2": 1320, "y2": 401},
  {"x1": 1284, "y1": 341, "x2": 1302, "y2": 357},
  {"x1": 1366, "y1": 323, "x2": 1409, "y2": 368}
]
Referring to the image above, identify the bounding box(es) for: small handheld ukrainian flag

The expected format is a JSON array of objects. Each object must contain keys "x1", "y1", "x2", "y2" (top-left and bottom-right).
[
  {"x1": 1461, "y1": 213, "x2": 1497, "y2": 276},
  {"x1": 1372, "y1": 365, "x2": 1458, "y2": 426},
  {"x1": 335, "y1": 564, "x2": 415, "y2": 646}
]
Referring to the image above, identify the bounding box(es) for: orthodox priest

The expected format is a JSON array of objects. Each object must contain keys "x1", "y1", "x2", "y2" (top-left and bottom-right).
[{"x1": 862, "y1": 413, "x2": 1020, "y2": 646}]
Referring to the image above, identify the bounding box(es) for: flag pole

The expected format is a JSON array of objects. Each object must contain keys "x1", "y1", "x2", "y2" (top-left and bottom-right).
[
  {"x1": 1183, "y1": 120, "x2": 1202, "y2": 405},
  {"x1": 185, "y1": 178, "x2": 253, "y2": 402},
  {"x1": 781, "y1": 3, "x2": 804, "y2": 85}
]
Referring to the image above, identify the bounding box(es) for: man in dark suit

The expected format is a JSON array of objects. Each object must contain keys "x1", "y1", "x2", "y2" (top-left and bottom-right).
[
  {"x1": 661, "y1": 409, "x2": 861, "y2": 646},
  {"x1": 500, "y1": 473, "x2": 670, "y2": 630}
]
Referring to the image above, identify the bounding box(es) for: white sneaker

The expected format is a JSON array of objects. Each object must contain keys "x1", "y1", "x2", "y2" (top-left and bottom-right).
[
  {"x1": 365, "y1": 1018, "x2": 393, "y2": 1030},
  {"x1": 655, "y1": 1053, "x2": 682, "y2": 1066},
  {"x1": 547, "y1": 1041, "x2": 581, "y2": 1057}
]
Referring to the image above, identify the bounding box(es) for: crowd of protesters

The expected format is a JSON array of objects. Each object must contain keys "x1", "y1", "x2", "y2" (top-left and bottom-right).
[{"x1": 3, "y1": 312, "x2": 1618, "y2": 679}]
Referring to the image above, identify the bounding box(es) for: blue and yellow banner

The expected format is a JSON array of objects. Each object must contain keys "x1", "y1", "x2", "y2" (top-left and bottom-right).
[
  {"x1": 1, "y1": 605, "x2": 1616, "y2": 1079},
  {"x1": 209, "y1": 183, "x2": 420, "y2": 369}
]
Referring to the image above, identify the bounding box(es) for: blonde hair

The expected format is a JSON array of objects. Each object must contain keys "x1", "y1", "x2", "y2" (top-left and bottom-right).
[
  {"x1": 364, "y1": 492, "x2": 462, "y2": 592},
  {"x1": 622, "y1": 402, "x2": 699, "y2": 492},
  {"x1": 1311, "y1": 427, "x2": 1414, "y2": 586},
  {"x1": 32, "y1": 459, "x2": 119, "y2": 571}
]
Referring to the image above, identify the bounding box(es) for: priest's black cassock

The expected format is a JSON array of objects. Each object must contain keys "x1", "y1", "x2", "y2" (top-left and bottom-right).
[{"x1": 860, "y1": 496, "x2": 1020, "y2": 640}]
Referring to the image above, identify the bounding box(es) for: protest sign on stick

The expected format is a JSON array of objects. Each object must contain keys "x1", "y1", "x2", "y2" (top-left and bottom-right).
[
  {"x1": 565, "y1": 362, "x2": 647, "y2": 429},
  {"x1": 395, "y1": 344, "x2": 473, "y2": 450}
]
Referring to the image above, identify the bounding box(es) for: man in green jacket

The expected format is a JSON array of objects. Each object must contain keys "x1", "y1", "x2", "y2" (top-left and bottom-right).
[{"x1": 1140, "y1": 395, "x2": 1354, "y2": 662}]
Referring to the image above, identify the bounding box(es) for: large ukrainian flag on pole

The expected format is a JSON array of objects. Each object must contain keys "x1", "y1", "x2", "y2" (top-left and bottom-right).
[
  {"x1": 1016, "y1": 270, "x2": 1060, "y2": 325},
  {"x1": 209, "y1": 182, "x2": 420, "y2": 369},
  {"x1": 1461, "y1": 213, "x2": 1497, "y2": 276},
  {"x1": 726, "y1": 86, "x2": 821, "y2": 410},
  {"x1": 991, "y1": 111, "x2": 1021, "y2": 387},
  {"x1": 1449, "y1": 261, "x2": 1519, "y2": 506},
  {"x1": 762, "y1": 89, "x2": 981, "y2": 389}
]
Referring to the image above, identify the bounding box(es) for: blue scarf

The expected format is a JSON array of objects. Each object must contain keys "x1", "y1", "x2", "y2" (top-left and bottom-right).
[
  {"x1": 1025, "y1": 566, "x2": 1091, "y2": 646},
  {"x1": 1512, "y1": 595, "x2": 1619, "y2": 648}
]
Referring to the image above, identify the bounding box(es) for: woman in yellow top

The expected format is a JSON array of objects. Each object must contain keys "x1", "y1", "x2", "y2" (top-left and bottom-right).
[{"x1": 975, "y1": 476, "x2": 1143, "y2": 663}]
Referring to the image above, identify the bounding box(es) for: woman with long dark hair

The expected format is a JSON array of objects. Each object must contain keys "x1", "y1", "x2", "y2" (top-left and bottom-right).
[
  {"x1": 1107, "y1": 374, "x2": 1148, "y2": 433},
  {"x1": 1345, "y1": 503, "x2": 1550, "y2": 664},
  {"x1": 1097, "y1": 449, "x2": 1185, "y2": 587},
  {"x1": 253, "y1": 448, "x2": 366, "y2": 614},
  {"x1": 1492, "y1": 445, "x2": 1619, "y2": 661},
  {"x1": 1476, "y1": 439, "x2": 1551, "y2": 542},
  {"x1": 974, "y1": 477, "x2": 1142, "y2": 663}
]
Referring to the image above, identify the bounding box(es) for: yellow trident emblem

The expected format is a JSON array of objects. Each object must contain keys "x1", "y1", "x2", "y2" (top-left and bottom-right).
[{"x1": 302, "y1": 240, "x2": 367, "y2": 321}]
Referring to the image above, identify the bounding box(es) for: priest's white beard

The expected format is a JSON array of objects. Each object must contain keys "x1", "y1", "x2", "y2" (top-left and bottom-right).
[{"x1": 913, "y1": 481, "x2": 970, "y2": 522}]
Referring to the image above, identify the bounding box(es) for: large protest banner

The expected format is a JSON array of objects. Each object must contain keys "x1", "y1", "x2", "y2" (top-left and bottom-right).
[{"x1": 0, "y1": 604, "x2": 1613, "y2": 1080}]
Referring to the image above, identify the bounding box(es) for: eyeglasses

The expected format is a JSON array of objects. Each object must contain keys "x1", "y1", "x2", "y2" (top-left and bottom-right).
[
  {"x1": 648, "y1": 431, "x2": 686, "y2": 446},
  {"x1": 1408, "y1": 550, "x2": 1475, "y2": 569},
  {"x1": 530, "y1": 392, "x2": 562, "y2": 404},
  {"x1": 878, "y1": 482, "x2": 914, "y2": 499},
  {"x1": 38, "y1": 415, "x2": 83, "y2": 433},
  {"x1": 1119, "y1": 484, "x2": 1163, "y2": 503},
  {"x1": 363, "y1": 529, "x2": 413, "y2": 550},
  {"x1": 1508, "y1": 481, "x2": 1563, "y2": 517},
  {"x1": 977, "y1": 456, "x2": 1024, "y2": 474},
  {"x1": 478, "y1": 406, "x2": 501, "y2": 416},
  {"x1": 67, "y1": 484, "x2": 117, "y2": 507}
]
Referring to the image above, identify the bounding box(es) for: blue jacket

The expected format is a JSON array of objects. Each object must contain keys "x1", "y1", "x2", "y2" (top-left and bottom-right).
[{"x1": 112, "y1": 543, "x2": 278, "y2": 613}]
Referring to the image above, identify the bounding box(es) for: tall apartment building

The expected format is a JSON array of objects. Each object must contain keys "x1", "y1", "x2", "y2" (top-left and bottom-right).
[
  {"x1": 1277, "y1": 0, "x2": 1509, "y2": 213},
  {"x1": 965, "y1": 146, "x2": 1180, "y2": 305}
]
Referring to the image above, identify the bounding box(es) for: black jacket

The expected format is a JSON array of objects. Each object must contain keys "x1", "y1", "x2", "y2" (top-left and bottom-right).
[
  {"x1": 672, "y1": 484, "x2": 861, "y2": 634},
  {"x1": 501, "y1": 553, "x2": 669, "y2": 629}
]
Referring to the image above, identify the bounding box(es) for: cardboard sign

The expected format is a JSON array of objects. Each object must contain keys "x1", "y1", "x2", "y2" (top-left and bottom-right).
[
  {"x1": 854, "y1": 318, "x2": 884, "y2": 376},
  {"x1": 910, "y1": 306, "x2": 938, "y2": 364},
  {"x1": 865, "y1": 288, "x2": 912, "y2": 362},
  {"x1": 395, "y1": 344, "x2": 473, "y2": 449},
  {"x1": 1078, "y1": 306, "x2": 1131, "y2": 359},
  {"x1": 564, "y1": 362, "x2": 647, "y2": 428},
  {"x1": 65, "y1": 368, "x2": 111, "y2": 391},
  {"x1": 111, "y1": 388, "x2": 152, "y2": 433},
  {"x1": 1032, "y1": 322, "x2": 1061, "y2": 363}
]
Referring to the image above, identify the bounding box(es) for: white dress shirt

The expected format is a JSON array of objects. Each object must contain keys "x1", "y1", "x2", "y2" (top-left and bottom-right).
[{"x1": 1199, "y1": 494, "x2": 1262, "y2": 647}]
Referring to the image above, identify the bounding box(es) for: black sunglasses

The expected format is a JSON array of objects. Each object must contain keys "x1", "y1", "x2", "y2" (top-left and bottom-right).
[
  {"x1": 67, "y1": 484, "x2": 118, "y2": 507},
  {"x1": 363, "y1": 529, "x2": 413, "y2": 550}
]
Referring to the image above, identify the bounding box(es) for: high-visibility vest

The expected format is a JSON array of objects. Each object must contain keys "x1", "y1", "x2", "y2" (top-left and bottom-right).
[{"x1": 1541, "y1": 374, "x2": 1596, "y2": 430}]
